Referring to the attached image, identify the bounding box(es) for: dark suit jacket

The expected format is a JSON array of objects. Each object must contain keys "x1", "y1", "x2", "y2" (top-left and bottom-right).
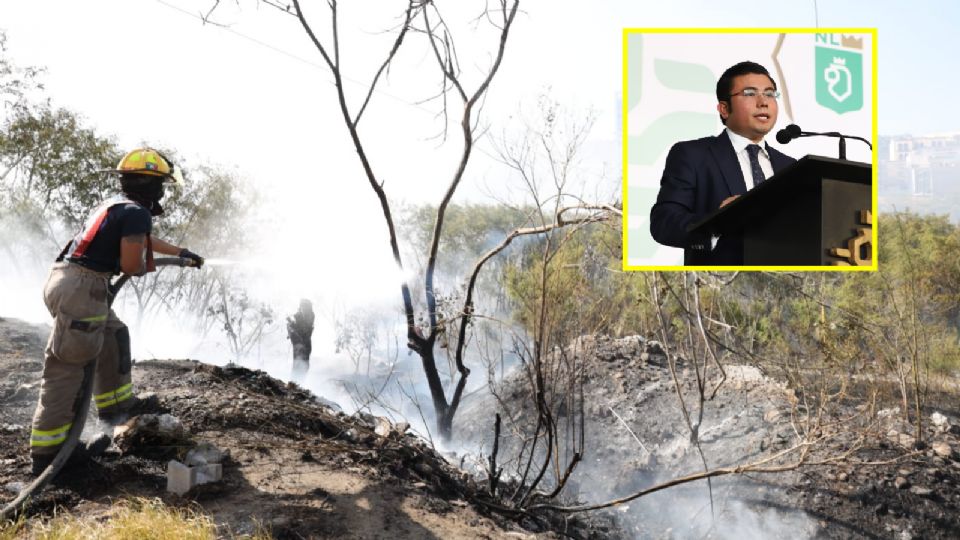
[{"x1": 649, "y1": 130, "x2": 796, "y2": 265}]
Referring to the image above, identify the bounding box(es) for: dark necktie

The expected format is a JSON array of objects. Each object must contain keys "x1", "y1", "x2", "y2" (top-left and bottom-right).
[{"x1": 746, "y1": 144, "x2": 766, "y2": 188}]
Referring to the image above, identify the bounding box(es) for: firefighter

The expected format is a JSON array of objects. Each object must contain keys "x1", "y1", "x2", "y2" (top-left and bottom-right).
[{"x1": 29, "y1": 148, "x2": 204, "y2": 475}]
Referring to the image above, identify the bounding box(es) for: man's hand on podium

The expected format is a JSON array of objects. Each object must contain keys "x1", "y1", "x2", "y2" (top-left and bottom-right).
[{"x1": 720, "y1": 195, "x2": 741, "y2": 208}]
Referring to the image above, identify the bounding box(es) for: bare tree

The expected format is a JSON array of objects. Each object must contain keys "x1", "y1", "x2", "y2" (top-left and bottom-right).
[
  {"x1": 447, "y1": 100, "x2": 620, "y2": 507},
  {"x1": 298, "y1": 0, "x2": 522, "y2": 441},
  {"x1": 208, "y1": 272, "x2": 276, "y2": 364},
  {"x1": 196, "y1": 0, "x2": 514, "y2": 439}
]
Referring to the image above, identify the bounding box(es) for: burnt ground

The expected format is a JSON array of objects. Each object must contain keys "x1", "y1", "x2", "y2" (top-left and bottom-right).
[
  {"x1": 4, "y1": 318, "x2": 960, "y2": 539},
  {"x1": 0, "y1": 316, "x2": 614, "y2": 539},
  {"x1": 455, "y1": 335, "x2": 960, "y2": 539}
]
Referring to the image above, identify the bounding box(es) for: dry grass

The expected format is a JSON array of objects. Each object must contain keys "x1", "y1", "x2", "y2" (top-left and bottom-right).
[{"x1": 0, "y1": 498, "x2": 271, "y2": 539}]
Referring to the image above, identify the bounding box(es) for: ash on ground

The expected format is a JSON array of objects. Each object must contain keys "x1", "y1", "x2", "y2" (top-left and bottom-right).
[{"x1": 455, "y1": 335, "x2": 960, "y2": 540}]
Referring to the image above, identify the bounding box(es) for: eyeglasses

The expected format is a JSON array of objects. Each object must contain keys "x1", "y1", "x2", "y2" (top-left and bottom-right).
[{"x1": 729, "y1": 87, "x2": 780, "y2": 100}]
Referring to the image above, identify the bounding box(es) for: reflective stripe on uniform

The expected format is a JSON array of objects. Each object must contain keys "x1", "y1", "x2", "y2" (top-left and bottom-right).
[
  {"x1": 94, "y1": 382, "x2": 134, "y2": 409},
  {"x1": 70, "y1": 312, "x2": 108, "y2": 332},
  {"x1": 30, "y1": 423, "x2": 73, "y2": 447},
  {"x1": 71, "y1": 204, "x2": 113, "y2": 258},
  {"x1": 66, "y1": 195, "x2": 136, "y2": 259}
]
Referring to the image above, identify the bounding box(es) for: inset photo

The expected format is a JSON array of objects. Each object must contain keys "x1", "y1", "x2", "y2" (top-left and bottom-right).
[{"x1": 622, "y1": 29, "x2": 876, "y2": 270}]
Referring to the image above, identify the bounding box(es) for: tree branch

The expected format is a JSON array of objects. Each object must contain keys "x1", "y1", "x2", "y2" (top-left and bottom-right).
[
  {"x1": 291, "y1": 0, "x2": 422, "y2": 354},
  {"x1": 447, "y1": 205, "x2": 618, "y2": 421},
  {"x1": 423, "y1": 0, "x2": 519, "y2": 341},
  {"x1": 353, "y1": 2, "x2": 418, "y2": 127}
]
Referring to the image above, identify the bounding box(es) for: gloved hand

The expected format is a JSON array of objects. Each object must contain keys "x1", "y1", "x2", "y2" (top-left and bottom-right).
[{"x1": 179, "y1": 248, "x2": 204, "y2": 269}]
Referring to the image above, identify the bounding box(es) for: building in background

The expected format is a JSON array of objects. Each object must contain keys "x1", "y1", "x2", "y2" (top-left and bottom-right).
[{"x1": 880, "y1": 132, "x2": 960, "y2": 220}]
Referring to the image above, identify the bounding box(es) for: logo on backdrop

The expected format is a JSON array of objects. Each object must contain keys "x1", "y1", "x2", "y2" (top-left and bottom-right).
[{"x1": 815, "y1": 34, "x2": 864, "y2": 114}]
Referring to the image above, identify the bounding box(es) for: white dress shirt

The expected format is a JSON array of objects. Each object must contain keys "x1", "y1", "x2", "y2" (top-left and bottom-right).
[
  {"x1": 726, "y1": 128, "x2": 774, "y2": 186},
  {"x1": 710, "y1": 129, "x2": 776, "y2": 250}
]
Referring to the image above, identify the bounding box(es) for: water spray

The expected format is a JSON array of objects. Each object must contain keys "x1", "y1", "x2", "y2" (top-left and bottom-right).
[{"x1": 201, "y1": 258, "x2": 242, "y2": 267}]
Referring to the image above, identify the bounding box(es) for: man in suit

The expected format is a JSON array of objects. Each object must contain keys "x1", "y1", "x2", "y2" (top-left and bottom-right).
[{"x1": 650, "y1": 61, "x2": 796, "y2": 265}]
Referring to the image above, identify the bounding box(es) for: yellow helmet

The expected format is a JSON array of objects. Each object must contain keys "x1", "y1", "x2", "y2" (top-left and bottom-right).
[{"x1": 107, "y1": 148, "x2": 183, "y2": 184}]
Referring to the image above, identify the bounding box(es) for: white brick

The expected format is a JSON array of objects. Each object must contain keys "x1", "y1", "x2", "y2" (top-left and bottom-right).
[
  {"x1": 167, "y1": 460, "x2": 195, "y2": 495},
  {"x1": 195, "y1": 463, "x2": 222, "y2": 485},
  {"x1": 167, "y1": 460, "x2": 223, "y2": 495}
]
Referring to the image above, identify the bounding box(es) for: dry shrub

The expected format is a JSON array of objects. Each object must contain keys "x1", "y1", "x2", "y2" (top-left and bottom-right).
[{"x1": 1, "y1": 497, "x2": 271, "y2": 540}]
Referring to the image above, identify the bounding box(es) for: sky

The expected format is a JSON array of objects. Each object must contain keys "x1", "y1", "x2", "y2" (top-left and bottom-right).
[
  {"x1": 1, "y1": 0, "x2": 955, "y2": 199},
  {"x1": 2, "y1": 0, "x2": 955, "y2": 177},
  {"x1": 1, "y1": 0, "x2": 958, "y2": 350}
]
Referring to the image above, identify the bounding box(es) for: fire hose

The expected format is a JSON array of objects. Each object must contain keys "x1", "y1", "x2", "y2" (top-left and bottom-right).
[{"x1": 1, "y1": 257, "x2": 199, "y2": 521}]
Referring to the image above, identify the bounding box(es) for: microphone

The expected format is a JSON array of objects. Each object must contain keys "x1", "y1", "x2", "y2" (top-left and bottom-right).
[
  {"x1": 774, "y1": 124, "x2": 872, "y2": 160},
  {"x1": 775, "y1": 124, "x2": 802, "y2": 144}
]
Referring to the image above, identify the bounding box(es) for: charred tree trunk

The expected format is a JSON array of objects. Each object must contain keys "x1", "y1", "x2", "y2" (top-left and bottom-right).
[{"x1": 287, "y1": 299, "x2": 314, "y2": 361}]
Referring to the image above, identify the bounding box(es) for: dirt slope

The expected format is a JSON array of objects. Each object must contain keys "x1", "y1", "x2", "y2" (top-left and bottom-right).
[
  {"x1": 455, "y1": 335, "x2": 960, "y2": 539},
  {"x1": 0, "y1": 316, "x2": 607, "y2": 539},
  {"x1": 6, "y1": 318, "x2": 960, "y2": 538}
]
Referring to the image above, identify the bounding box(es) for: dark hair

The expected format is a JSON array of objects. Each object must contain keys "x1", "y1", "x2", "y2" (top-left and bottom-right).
[{"x1": 716, "y1": 61, "x2": 776, "y2": 125}]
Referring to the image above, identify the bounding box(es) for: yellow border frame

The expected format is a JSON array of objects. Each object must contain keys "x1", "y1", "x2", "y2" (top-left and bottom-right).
[{"x1": 622, "y1": 27, "x2": 879, "y2": 272}]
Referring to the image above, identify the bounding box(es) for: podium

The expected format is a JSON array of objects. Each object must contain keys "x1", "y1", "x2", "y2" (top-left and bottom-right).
[{"x1": 688, "y1": 156, "x2": 872, "y2": 266}]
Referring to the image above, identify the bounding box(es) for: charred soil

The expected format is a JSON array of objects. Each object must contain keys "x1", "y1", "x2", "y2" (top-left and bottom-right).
[
  {"x1": 455, "y1": 335, "x2": 960, "y2": 539},
  {"x1": 0, "y1": 316, "x2": 609, "y2": 539}
]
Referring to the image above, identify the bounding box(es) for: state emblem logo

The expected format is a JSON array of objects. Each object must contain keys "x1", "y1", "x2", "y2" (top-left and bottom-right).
[{"x1": 815, "y1": 34, "x2": 864, "y2": 114}]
